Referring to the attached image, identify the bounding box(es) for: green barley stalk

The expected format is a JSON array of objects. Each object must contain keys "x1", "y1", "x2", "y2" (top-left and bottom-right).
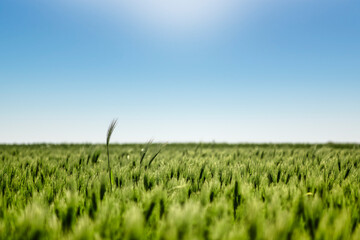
[
  {"x1": 140, "y1": 139, "x2": 153, "y2": 166},
  {"x1": 147, "y1": 143, "x2": 167, "y2": 168},
  {"x1": 106, "y1": 119, "x2": 117, "y2": 191}
]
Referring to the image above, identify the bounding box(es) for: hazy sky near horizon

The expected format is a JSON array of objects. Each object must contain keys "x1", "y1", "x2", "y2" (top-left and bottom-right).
[{"x1": 1, "y1": 0, "x2": 359, "y2": 143}]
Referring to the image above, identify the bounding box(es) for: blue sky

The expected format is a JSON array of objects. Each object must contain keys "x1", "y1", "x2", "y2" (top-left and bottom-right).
[{"x1": 1, "y1": 0, "x2": 359, "y2": 143}]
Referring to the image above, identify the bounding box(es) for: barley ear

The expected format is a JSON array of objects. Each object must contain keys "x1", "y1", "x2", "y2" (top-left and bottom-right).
[
  {"x1": 106, "y1": 119, "x2": 117, "y2": 191},
  {"x1": 107, "y1": 119, "x2": 118, "y2": 146}
]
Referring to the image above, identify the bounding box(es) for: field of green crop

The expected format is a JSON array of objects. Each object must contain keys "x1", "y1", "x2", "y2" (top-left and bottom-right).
[{"x1": 1, "y1": 143, "x2": 360, "y2": 240}]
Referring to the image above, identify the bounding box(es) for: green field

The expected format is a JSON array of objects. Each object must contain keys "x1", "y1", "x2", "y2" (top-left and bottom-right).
[{"x1": 1, "y1": 143, "x2": 360, "y2": 240}]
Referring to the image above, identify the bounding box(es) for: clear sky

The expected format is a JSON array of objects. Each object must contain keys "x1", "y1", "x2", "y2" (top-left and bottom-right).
[{"x1": 1, "y1": 0, "x2": 359, "y2": 143}]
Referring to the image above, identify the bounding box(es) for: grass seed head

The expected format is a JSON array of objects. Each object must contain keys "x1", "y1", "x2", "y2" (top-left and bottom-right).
[{"x1": 106, "y1": 119, "x2": 118, "y2": 146}]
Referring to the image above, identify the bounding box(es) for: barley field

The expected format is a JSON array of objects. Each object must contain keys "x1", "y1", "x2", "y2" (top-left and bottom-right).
[{"x1": 0, "y1": 143, "x2": 360, "y2": 240}]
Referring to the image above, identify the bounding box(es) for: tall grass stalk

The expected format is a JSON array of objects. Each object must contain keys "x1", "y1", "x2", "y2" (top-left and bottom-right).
[{"x1": 106, "y1": 119, "x2": 117, "y2": 191}]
